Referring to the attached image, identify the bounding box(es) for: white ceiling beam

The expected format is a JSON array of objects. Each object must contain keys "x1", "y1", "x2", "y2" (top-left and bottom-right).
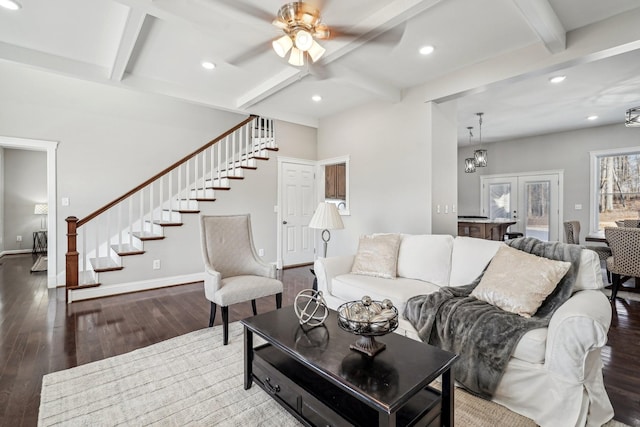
[
  {"x1": 425, "y1": 6, "x2": 640, "y2": 104},
  {"x1": 235, "y1": 0, "x2": 443, "y2": 110},
  {"x1": 236, "y1": 68, "x2": 306, "y2": 110},
  {"x1": 512, "y1": 0, "x2": 566, "y2": 53},
  {"x1": 0, "y1": 41, "x2": 107, "y2": 81},
  {"x1": 110, "y1": 8, "x2": 148, "y2": 81}
]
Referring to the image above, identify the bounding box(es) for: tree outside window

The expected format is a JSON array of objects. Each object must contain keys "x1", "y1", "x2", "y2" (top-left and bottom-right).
[{"x1": 598, "y1": 153, "x2": 640, "y2": 228}]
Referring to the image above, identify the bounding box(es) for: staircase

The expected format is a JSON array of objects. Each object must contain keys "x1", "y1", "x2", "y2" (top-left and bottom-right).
[{"x1": 65, "y1": 115, "x2": 278, "y2": 303}]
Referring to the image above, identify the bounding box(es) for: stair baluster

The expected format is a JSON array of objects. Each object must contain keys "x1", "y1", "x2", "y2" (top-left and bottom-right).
[{"x1": 65, "y1": 115, "x2": 279, "y2": 302}]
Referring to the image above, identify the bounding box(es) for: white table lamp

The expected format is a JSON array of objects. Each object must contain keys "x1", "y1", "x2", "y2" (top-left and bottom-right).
[
  {"x1": 309, "y1": 202, "x2": 344, "y2": 257},
  {"x1": 34, "y1": 203, "x2": 48, "y2": 229}
]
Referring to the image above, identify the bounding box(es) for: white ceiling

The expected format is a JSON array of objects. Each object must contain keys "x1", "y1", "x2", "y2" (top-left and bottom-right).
[{"x1": 1, "y1": 0, "x2": 639, "y2": 144}]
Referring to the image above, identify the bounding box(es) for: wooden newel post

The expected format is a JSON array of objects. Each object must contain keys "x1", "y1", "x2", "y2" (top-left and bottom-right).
[{"x1": 66, "y1": 216, "x2": 79, "y2": 303}]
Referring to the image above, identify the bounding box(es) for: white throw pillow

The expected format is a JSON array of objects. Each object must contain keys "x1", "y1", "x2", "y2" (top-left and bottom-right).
[
  {"x1": 350, "y1": 233, "x2": 401, "y2": 279},
  {"x1": 396, "y1": 234, "x2": 454, "y2": 285},
  {"x1": 471, "y1": 245, "x2": 571, "y2": 318},
  {"x1": 449, "y1": 237, "x2": 504, "y2": 286}
]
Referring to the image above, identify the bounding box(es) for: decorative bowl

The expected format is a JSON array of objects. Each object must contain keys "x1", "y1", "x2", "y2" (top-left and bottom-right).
[{"x1": 337, "y1": 296, "x2": 398, "y2": 357}]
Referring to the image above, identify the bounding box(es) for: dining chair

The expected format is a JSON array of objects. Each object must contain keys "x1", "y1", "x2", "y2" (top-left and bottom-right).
[
  {"x1": 564, "y1": 220, "x2": 612, "y2": 282},
  {"x1": 200, "y1": 214, "x2": 283, "y2": 345},
  {"x1": 622, "y1": 219, "x2": 640, "y2": 228},
  {"x1": 604, "y1": 227, "x2": 640, "y2": 301}
]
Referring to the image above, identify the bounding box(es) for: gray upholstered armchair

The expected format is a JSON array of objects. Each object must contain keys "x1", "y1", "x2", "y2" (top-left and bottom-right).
[
  {"x1": 605, "y1": 226, "x2": 640, "y2": 301},
  {"x1": 199, "y1": 214, "x2": 283, "y2": 344},
  {"x1": 563, "y1": 220, "x2": 612, "y2": 282}
]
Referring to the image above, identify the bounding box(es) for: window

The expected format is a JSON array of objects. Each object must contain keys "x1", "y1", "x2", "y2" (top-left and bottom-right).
[
  {"x1": 319, "y1": 155, "x2": 350, "y2": 215},
  {"x1": 590, "y1": 147, "x2": 640, "y2": 230}
]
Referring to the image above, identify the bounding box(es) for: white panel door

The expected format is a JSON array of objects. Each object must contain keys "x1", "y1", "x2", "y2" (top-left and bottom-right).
[{"x1": 281, "y1": 162, "x2": 316, "y2": 266}]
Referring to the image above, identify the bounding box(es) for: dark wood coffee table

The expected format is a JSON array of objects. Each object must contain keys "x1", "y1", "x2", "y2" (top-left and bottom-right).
[{"x1": 241, "y1": 306, "x2": 458, "y2": 426}]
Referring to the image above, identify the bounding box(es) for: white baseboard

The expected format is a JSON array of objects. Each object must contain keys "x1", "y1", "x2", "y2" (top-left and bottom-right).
[
  {"x1": 68, "y1": 272, "x2": 205, "y2": 302},
  {"x1": 0, "y1": 249, "x2": 34, "y2": 258}
]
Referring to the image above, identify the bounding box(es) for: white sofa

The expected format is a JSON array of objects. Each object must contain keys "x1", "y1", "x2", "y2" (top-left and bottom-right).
[{"x1": 314, "y1": 235, "x2": 614, "y2": 427}]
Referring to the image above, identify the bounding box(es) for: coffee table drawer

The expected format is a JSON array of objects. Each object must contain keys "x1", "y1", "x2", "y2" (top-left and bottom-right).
[{"x1": 253, "y1": 350, "x2": 347, "y2": 426}]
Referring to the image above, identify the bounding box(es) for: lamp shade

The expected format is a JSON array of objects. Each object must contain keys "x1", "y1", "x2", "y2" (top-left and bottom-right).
[
  {"x1": 309, "y1": 202, "x2": 344, "y2": 230},
  {"x1": 34, "y1": 203, "x2": 48, "y2": 215}
]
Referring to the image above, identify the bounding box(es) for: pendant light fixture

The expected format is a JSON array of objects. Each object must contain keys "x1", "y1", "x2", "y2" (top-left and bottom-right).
[
  {"x1": 626, "y1": 107, "x2": 640, "y2": 127},
  {"x1": 464, "y1": 126, "x2": 476, "y2": 173},
  {"x1": 474, "y1": 112, "x2": 488, "y2": 167}
]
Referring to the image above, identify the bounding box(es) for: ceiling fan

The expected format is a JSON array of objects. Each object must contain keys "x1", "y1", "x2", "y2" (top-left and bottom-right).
[{"x1": 220, "y1": 0, "x2": 403, "y2": 70}]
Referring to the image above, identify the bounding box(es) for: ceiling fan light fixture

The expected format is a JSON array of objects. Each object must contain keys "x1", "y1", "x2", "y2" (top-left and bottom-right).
[
  {"x1": 288, "y1": 47, "x2": 304, "y2": 66},
  {"x1": 273, "y1": 34, "x2": 293, "y2": 57},
  {"x1": 272, "y1": 18, "x2": 288, "y2": 30},
  {"x1": 294, "y1": 29, "x2": 313, "y2": 51},
  {"x1": 307, "y1": 40, "x2": 326, "y2": 62},
  {"x1": 314, "y1": 24, "x2": 330, "y2": 39}
]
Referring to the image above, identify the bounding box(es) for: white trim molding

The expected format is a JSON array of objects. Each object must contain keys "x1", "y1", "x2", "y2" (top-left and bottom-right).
[{"x1": 0, "y1": 135, "x2": 59, "y2": 288}]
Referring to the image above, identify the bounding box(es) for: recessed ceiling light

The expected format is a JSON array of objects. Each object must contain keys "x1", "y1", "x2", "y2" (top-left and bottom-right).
[
  {"x1": 549, "y1": 75, "x2": 566, "y2": 84},
  {"x1": 0, "y1": 0, "x2": 21, "y2": 10},
  {"x1": 419, "y1": 45, "x2": 435, "y2": 55},
  {"x1": 201, "y1": 61, "x2": 216, "y2": 70},
  {"x1": 311, "y1": 95, "x2": 322, "y2": 102},
  {"x1": 587, "y1": 115, "x2": 598, "y2": 121}
]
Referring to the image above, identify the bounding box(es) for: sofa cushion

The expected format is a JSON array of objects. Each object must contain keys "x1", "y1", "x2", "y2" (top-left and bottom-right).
[
  {"x1": 331, "y1": 273, "x2": 441, "y2": 314},
  {"x1": 574, "y1": 248, "x2": 604, "y2": 292},
  {"x1": 351, "y1": 233, "x2": 401, "y2": 279},
  {"x1": 512, "y1": 328, "x2": 547, "y2": 364},
  {"x1": 449, "y1": 237, "x2": 504, "y2": 286},
  {"x1": 397, "y1": 234, "x2": 454, "y2": 286},
  {"x1": 471, "y1": 245, "x2": 571, "y2": 318}
]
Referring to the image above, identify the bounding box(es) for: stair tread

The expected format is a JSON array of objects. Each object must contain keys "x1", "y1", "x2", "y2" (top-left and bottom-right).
[
  {"x1": 90, "y1": 257, "x2": 123, "y2": 272},
  {"x1": 178, "y1": 209, "x2": 200, "y2": 214},
  {"x1": 131, "y1": 232, "x2": 165, "y2": 241},
  {"x1": 195, "y1": 198, "x2": 216, "y2": 202},
  {"x1": 265, "y1": 147, "x2": 279, "y2": 151},
  {"x1": 111, "y1": 244, "x2": 145, "y2": 256},
  {"x1": 68, "y1": 282, "x2": 101, "y2": 290},
  {"x1": 152, "y1": 220, "x2": 183, "y2": 227},
  {"x1": 253, "y1": 156, "x2": 269, "y2": 160}
]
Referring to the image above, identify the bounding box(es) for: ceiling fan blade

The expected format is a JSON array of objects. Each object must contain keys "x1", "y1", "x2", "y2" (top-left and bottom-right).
[
  {"x1": 227, "y1": 43, "x2": 271, "y2": 66},
  {"x1": 308, "y1": 60, "x2": 332, "y2": 80},
  {"x1": 326, "y1": 23, "x2": 406, "y2": 46},
  {"x1": 214, "y1": 0, "x2": 273, "y2": 23}
]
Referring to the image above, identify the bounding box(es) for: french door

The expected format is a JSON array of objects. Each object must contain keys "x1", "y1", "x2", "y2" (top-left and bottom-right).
[{"x1": 480, "y1": 172, "x2": 562, "y2": 242}]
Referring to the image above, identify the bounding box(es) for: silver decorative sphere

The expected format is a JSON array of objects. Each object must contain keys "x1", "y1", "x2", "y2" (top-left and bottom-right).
[{"x1": 294, "y1": 289, "x2": 329, "y2": 327}]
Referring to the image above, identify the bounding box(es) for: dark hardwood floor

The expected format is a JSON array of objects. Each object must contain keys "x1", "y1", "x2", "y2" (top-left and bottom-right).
[{"x1": 0, "y1": 253, "x2": 638, "y2": 426}]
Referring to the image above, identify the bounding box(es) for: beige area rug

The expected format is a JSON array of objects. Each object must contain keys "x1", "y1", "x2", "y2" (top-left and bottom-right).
[
  {"x1": 30, "y1": 255, "x2": 47, "y2": 272},
  {"x1": 39, "y1": 322, "x2": 627, "y2": 427}
]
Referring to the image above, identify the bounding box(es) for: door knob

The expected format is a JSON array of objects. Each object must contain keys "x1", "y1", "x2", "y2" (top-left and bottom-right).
[{"x1": 282, "y1": 220, "x2": 288, "y2": 224}]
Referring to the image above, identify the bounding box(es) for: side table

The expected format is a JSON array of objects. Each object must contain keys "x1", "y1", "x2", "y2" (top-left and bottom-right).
[{"x1": 33, "y1": 230, "x2": 48, "y2": 254}]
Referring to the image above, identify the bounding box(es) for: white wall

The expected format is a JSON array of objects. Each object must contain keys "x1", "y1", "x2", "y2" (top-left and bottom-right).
[
  {"x1": 457, "y1": 123, "x2": 640, "y2": 235},
  {"x1": 0, "y1": 148, "x2": 4, "y2": 252},
  {"x1": 317, "y1": 89, "x2": 433, "y2": 255},
  {"x1": 429, "y1": 101, "x2": 458, "y2": 235},
  {"x1": 0, "y1": 61, "x2": 316, "y2": 285},
  {"x1": 3, "y1": 149, "x2": 47, "y2": 252}
]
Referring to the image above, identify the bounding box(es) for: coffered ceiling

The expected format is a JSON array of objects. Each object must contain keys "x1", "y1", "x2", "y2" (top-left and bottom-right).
[{"x1": 1, "y1": 0, "x2": 639, "y2": 143}]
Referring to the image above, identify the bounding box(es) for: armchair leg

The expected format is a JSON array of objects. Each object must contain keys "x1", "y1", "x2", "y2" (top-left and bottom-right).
[
  {"x1": 251, "y1": 299, "x2": 257, "y2": 316},
  {"x1": 276, "y1": 292, "x2": 282, "y2": 309},
  {"x1": 208, "y1": 302, "x2": 217, "y2": 327},
  {"x1": 222, "y1": 306, "x2": 229, "y2": 345},
  {"x1": 611, "y1": 274, "x2": 621, "y2": 301}
]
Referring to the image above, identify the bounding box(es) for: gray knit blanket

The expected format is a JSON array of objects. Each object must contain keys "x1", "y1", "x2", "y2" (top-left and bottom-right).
[{"x1": 403, "y1": 237, "x2": 582, "y2": 399}]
